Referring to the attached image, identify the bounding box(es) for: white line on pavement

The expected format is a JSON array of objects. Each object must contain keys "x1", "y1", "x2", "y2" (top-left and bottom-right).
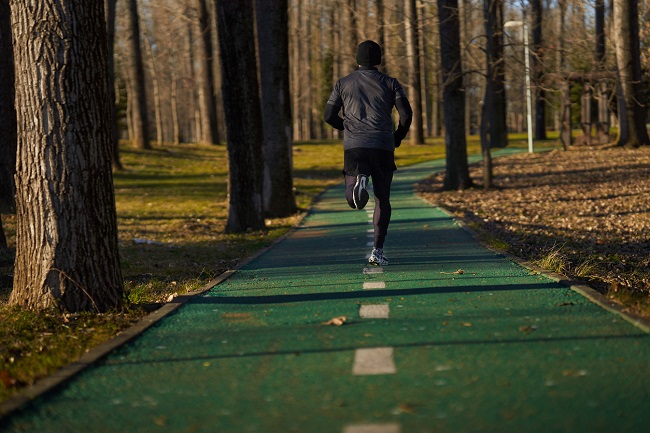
[
  {"x1": 362, "y1": 281, "x2": 385, "y2": 290},
  {"x1": 342, "y1": 424, "x2": 401, "y2": 433},
  {"x1": 352, "y1": 347, "x2": 396, "y2": 375},
  {"x1": 360, "y1": 304, "x2": 389, "y2": 319}
]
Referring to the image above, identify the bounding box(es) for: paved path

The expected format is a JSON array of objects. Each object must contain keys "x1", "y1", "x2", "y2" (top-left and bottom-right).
[{"x1": 3, "y1": 154, "x2": 650, "y2": 432}]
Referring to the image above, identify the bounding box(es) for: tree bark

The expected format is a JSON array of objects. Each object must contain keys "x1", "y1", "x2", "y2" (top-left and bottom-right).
[
  {"x1": 0, "y1": 0, "x2": 17, "y2": 213},
  {"x1": 0, "y1": 214, "x2": 6, "y2": 250},
  {"x1": 10, "y1": 0, "x2": 124, "y2": 312},
  {"x1": 483, "y1": 0, "x2": 507, "y2": 150},
  {"x1": 557, "y1": 0, "x2": 571, "y2": 149},
  {"x1": 613, "y1": 0, "x2": 648, "y2": 147},
  {"x1": 405, "y1": 0, "x2": 424, "y2": 144},
  {"x1": 531, "y1": 0, "x2": 546, "y2": 140},
  {"x1": 125, "y1": 0, "x2": 151, "y2": 149},
  {"x1": 438, "y1": 0, "x2": 472, "y2": 190},
  {"x1": 256, "y1": 0, "x2": 298, "y2": 218},
  {"x1": 196, "y1": 0, "x2": 219, "y2": 145},
  {"x1": 595, "y1": 0, "x2": 610, "y2": 144},
  {"x1": 216, "y1": 0, "x2": 265, "y2": 233},
  {"x1": 104, "y1": 0, "x2": 122, "y2": 170}
]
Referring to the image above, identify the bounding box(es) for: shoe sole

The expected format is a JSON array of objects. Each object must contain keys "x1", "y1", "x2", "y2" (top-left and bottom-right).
[{"x1": 353, "y1": 175, "x2": 369, "y2": 210}]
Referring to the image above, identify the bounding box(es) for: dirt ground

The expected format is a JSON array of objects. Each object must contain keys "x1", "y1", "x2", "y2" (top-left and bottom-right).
[{"x1": 417, "y1": 144, "x2": 650, "y2": 315}]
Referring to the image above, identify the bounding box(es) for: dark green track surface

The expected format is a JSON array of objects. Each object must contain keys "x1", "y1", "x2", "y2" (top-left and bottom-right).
[{"x1": 3, "y1": 154, "x2": 650, "y2": 432}]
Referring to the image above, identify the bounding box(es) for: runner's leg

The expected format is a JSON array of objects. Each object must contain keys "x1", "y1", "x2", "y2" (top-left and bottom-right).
[{"x1": 371, "y1": 170, "x2": 393, "y2": 248}]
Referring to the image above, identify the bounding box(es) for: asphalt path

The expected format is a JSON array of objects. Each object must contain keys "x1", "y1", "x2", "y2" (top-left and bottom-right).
[{"x1": 2, "y1": 153, "x2": 649, "y2": 432}]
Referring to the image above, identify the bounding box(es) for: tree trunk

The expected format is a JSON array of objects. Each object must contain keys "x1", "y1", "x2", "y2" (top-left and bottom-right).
[
  {"x1": 256, "y1": 0, "x2": 298, "y2": 218},
  {"x1": 484, "y1": 0, "x2": 507, "y2": 150},
  {"x1": 104, "y1": 0, "x2": 122, "y2": 170},
  {"x1": 558, "y1": 0, "x2": 571, "y2": 149},
  {"x1": 595, "y1": 0, "x2": 609, "y2": 143},
  {"x1": 0, "y1": 0, "x2": 17, "y2": 213},
  {"x1": 613, "y1": 0, "x2": 648, "y2": 147},
  {"x1": 216, "y1": 0, "x2": 265, "y2": 233},
  {"x1": 10, "y1": 0, "x2": 124, "y2": 312},
  {"x1": 347, "y1": 0, "x2": 358, "y2": 73},
  {"x1": 405, "y1": 0, "x2": 424, "y2": 144},
  {"x1": 0, "y1": 214, "x2": 6, "y2": 250},
  {"x1": 438, "y1": 0, "x2": 472, "y2": 190},
  {"x1": 196, "y1": 0, "x2": 219, "y2": 145},
  {"x1": 376, "y1": 0, "x2": 388, "y2": 74},
  {"x1": 531, "y1": 0, "x2": 546, "y2": 140},
  {"x1": 125, "y1": 0, "x2": 150, "y2": 149}
]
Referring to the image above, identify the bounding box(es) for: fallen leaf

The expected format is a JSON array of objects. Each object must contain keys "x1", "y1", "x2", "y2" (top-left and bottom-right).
[
  {"x1": 322, "y1": 316, "x2": 346, "y2": 326},
  {"x1": 519, "y1": 325, "x2": 537, "y2": 333},
  {"x1": 556, "y1": 302, "x2": 575, "y2": 307},
  {"x1": 462, "y1": 322, "x2": 473, "y2": 327},
  {"x1": 440, "y1": 269, "x2": 464, "y2": 275},
  {"x1": 396, "y1": 402, "x2": 417, "y2": 414},
  {"x1": 562, "y1": 369, "x2": 588, "y2": 377},
  {"x1": 0, "y1": 370, "x2": 15, "y2": 388}
]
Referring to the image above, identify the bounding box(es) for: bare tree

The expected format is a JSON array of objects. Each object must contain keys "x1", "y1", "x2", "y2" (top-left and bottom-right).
[
  {"x1": 105, "y1": 0, "x2": 123, "y2": 169},
  {"x1": 405, "y1": 0, "x2": 425, "y2": 144},
  {"x1": 594, "y1": 0, "x2": 610, "y2": 143},
  {"x1": 125, "y1": 0, "x2": 151, "y2": 149},
  {"x1": 0, "y1": 0, "x2": 17, "y2": 214},
  {"x1": 613, "y1": 0, "x2": 648, "y2": 147},
  {"x1": 530, "y1": 0, "x2": 546, "y2": 140},
  {"x1": 256, "y1": 0, "x2": 298, "y2": 218},
  {"x1": 216, "y1": 0, "x2": 265, "y2": 232},
  {"x1": 196, "y1": 0, "x2": 219, "y2": 144},
  {"x1": 10, "y1": 0, "x2": 124, "y2": 311},
  {"x1": 438, "y1": 0, "x2": 472, "y2": 190},
  {"x1": 481, "y1": 0, "x2": 507, "y2": 189}
]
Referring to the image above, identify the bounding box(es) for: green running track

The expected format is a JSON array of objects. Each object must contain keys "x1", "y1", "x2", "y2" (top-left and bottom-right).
[{"x1": 2, "y1": 153, "x2": 650, "y2": 433}]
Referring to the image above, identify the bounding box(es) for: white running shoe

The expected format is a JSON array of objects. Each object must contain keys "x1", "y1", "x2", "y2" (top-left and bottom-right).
[{"x1": 368, "y1": 248, "x2": 388, "y2": 266}]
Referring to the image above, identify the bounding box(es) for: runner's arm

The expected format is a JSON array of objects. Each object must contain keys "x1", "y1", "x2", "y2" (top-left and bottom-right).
[
  {"x1": 324, "y1": 103, "x2": 344, "y2": 130},
  {"x1": 393, "y1": 97, "x2": 413, "y2": 147}
]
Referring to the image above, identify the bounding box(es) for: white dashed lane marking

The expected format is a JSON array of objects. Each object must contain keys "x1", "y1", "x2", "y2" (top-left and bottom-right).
[
  {"x1": 362, "y1": 267, "x2": 383, "y2": 274},
  {"x1": 352, "y1": 347, "x2": 396, "y2": 375},
  {"x1": 359, "y1": 304, "x2": 389, "y2": 319},
  {"x1": 342, "y1": 423, "x2": 401, "y2": 433}
]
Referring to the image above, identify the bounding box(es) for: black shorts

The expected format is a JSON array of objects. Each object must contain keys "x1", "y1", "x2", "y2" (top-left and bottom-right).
[{"x1": 342, "y1": 148, "x2": 396, "y2": 177}]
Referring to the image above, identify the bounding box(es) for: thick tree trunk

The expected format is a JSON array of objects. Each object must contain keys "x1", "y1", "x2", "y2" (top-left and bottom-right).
[
  {"x1": 613, "y1": 0, "x2": 649, "y2": 147},
  {"x1": 531, "y1": 0, "x2": 546, "y2": 140},
  {"x1": 125, "y1": 0, "x2": 150, "y2": 149},
  {"x1": 405, "y1": 0, "x2": 424, "y2": 144},
  {"x1": 10, "y1": 0, "x2": 124, "y2": 312},
  {"x1": 256, "y1": 0, "x2": 298, "y2": 218},
  {"x1": 438, "y1": 0, "x2": 472, "y2": 190},
  {"x1": 216, "y1": 0, "x2": 265, "y2": 233},
  {"x1": 104, "y1": 0, "x2": 122, "y2": 170},
  {"x1": 0, "y1": 0, "x2": 17, "y2": 213},
  {"x1": 196, "y1": 0, "x2": 219, "y2": 145}
]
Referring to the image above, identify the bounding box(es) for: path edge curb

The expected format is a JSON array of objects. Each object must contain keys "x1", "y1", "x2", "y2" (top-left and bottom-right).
[
  {"x1": 428, "y1": 200, "x2": 650, "y2": 335},
  {"x1": 0, "y1": 200, "x2": 321, "y2": 419}
]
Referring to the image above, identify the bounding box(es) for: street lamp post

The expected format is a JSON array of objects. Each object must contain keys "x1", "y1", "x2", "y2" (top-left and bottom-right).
[{"x1": 504, "y1": 20, "x2": 534, "y2": 153}]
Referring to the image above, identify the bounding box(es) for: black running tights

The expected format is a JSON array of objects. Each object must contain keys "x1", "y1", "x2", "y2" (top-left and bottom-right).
[{"x1": 345, "y1": 172, "x2": 393, "y2": 249}]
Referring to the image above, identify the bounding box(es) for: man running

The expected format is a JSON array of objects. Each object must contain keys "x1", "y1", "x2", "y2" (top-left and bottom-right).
[{"x1": 324, "y1": 40, "x2": 413, "y2": 266}]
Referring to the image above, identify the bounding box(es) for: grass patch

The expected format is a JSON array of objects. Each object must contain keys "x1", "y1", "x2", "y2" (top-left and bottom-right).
[{"x1": 2, "y1": 136, "x2": 470, "y2": 403}]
